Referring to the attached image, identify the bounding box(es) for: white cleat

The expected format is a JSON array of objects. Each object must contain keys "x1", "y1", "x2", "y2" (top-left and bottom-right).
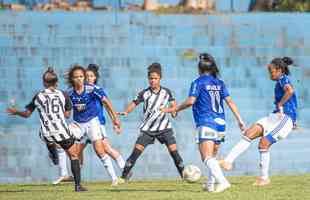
[
  {"x1": 52, "y1": 176, "x2": 73, "y2": 185},
  {"x1": 111, "y1": 179, "x2": 120, "y2": 187},
  {"x1": 214, "y1": 182, "x2": 231, "y2": 193},
  {"x1": 202, "y1": 183, "x2": 215, "y2": 192}
]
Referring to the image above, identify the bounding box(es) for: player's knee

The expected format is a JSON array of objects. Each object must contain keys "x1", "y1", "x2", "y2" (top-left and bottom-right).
[
  {"x1": 258, "y1": 138, "x2": 270, "y2": 151},
  {"x1": 135, "y1": 144, "x2": 145, "y2": 151}
]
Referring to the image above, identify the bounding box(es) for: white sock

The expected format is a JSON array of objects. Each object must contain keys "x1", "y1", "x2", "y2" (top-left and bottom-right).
[
  {"x1": 225, "y1": 138, "x2": 251, "y2": 164},
  {"x1": 101, "y1": 155, "x2": 117, "y2": 181},
  {"x1": 207, "y1": 168, "x2": 216, "y2": 185},
  {"x1": 115, "y1": 155, "x2": 125, "y2": 170},
  {"x1": 57, "y1": 148, "x2": 68, "y2": 177},
  {"x1": 205, "y1": 157, "x2": 229, "y2": 185},
  {"x1": 259, "y1": 150, "x2": 270, "y2": 180}
]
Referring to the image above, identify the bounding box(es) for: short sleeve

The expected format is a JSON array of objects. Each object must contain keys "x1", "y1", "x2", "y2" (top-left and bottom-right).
[
  {"x1": 279, "y1": 76, "x2": 291, "y2": 89},
  {"x1": 25, "y1": 94, "x2": 37, "y2": 112},
  {"x1": 188, "y1": 81, "x2": 200, "y2": 97},
  {"x1": 62, "y1": 91, "x2": 72, "y2": 111},
  {"x1": 165, "y1": 88, "x2": 175, "y2": 102},
  {"x1": 93, "y1": 85, "x2": 107, "y2": 100},
  {"x1": 221, "y1": 81, "x2": 230, "y2": 98},
  {"x1": 133, "y1": 90, "x2": 145, "y2": 105}
]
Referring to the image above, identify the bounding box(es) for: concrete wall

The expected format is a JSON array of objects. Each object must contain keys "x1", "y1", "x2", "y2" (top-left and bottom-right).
[{"x1": 0, "y1": 11, "x2": 310, "y2": 183}]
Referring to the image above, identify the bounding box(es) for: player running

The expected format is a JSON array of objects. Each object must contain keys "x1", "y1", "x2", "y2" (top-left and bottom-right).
[
  {"x1": 6, "y1": 67, "x2": 86, "y2": 192},
  {"x1": 118, "y1": 63, "x2": 185, "y2": 182},
  {"x1": 66, "y1": 65, "x2": 121, "y2": 186},
  {"x1": 175, "y1": 53, "x2": 245, "y2": 193},
  {"x1": 76, "y1": 64, "x2": 125, "y2": 172},
  {"x1": 219, "y1": 57, "x2": 297, "y2": 186}
]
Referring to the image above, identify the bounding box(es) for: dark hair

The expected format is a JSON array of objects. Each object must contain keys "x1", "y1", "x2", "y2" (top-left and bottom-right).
[
  {"x1": 66, "y1": 64, "x2": 86, "y2": 87},
  {"x1": 43, "y1": 67, "x2": 58, "y2": 87},
  {"x1": 148, "y1": 62, "x2": 162, "y2": 78},
  {"x1": 198, "y1": 53, "x2": 219, "y2": 78},
  {"x1": 87, "y1": 64, "x2": 100, "y2": 84},
  {"x1": 270, "y1": 57, "x2": 294, "y2": 75}
]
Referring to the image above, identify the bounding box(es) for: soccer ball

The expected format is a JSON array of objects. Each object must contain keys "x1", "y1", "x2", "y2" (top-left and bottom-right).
[{"x1": 183, "y1": 165, "x2": 201, "y2": 183}]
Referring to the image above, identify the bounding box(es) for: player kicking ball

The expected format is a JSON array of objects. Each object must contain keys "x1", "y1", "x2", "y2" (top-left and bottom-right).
[
  {"x1": 6, "y1": 68, "x2": 86, "y2": 192},
  {"x1": 118, "y1": 63, "x2": 185, "y2": 182},
  {"x1": 219, "y1": 57, "x2": 298, "y2": 186}
]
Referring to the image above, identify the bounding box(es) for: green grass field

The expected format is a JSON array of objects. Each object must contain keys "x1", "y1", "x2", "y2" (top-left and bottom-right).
[{"x1": 1, "y1": 175, "x2": 309, "y2": 200}]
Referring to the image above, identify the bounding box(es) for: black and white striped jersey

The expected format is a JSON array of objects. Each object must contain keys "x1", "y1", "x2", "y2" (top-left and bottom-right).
[
  {"x1": 26, "y1": 88, "x2": 72, "y2": 142},
  {"x1": 133, "y1": 87, "x2": 175, "y2": 134}
]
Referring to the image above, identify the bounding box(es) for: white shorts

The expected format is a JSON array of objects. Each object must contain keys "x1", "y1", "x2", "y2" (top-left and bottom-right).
[
  {"x1": 195, "y1": 126, "x2": 225, "y2": 144},
  {"x1": 77, "y1": 117, "x2": 104, "y2": 142},
  {"x1": 256, "y1": 113, "x2": 293, "y2": 144}
]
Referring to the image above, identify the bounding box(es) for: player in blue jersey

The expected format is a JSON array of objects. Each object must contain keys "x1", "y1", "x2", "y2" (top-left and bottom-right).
[
  {"x1": 176, "y1": 53, "x2": 245, "y2": 193},
  {"x1": 66, "y1": 65, "x2": 121, "y2": 186},
  {"x1": 220, "y1": 57, "x2": 297, "y2": 186},
  {"x1": 78, "y1": 64, "x2": 125, "y2": 172}
]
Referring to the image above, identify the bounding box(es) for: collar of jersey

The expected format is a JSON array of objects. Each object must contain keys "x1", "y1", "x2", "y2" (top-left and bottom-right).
[{"x1": 149, "y1": 86, "x2": 161, "y2": 94}]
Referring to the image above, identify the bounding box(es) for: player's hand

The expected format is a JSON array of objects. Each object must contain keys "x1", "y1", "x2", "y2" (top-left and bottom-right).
[
  {"x1": 238, "y1": 119, "x2": 246, "y2": 132},
  {"x1": 117, "y1": 111, "x2": 128, "y2": 116},
  {"x1": 6, "y1": 107, "x2": 17, "y2": 115},
  {"x1": 113, "y1": 119, "x2": 122, "y2": 134},
  {"x1": 159, "y1": 107, "x2": 169, "y2": 113}
]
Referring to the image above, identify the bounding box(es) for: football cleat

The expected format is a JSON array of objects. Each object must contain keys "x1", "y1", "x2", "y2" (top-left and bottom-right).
[
  {"x1": 252, "y1": 177, "x2": 270, "y2": 186},
  {"x1": 52, "y1": 176, "x2": 74, "y2": 185},
  {"x1": 214, "y1": 182, "x2": 231, "y2": 193},
  {"x1": 75, "y1": 185, "x2": 87, "y2": 192}
]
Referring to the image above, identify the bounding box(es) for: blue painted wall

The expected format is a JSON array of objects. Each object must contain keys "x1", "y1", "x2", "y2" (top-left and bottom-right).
[{"x1": 0, "y1": 12, "x2": 309, "y2": 183}]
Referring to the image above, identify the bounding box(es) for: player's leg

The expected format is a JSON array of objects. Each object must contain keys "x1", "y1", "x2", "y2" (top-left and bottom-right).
[
  {"x1": 100, "y1": 125, "x2": 125, "y2": 170},
  {"x1": 46, "y1": 142, "x2": 59, "y2": 165},
  {"x1": 204, "y1": 143, "x2": 220, "y2": 192},
  {"x1": 53, "y1": 145, "x2": 73, "y2": 185},
  {"x1": 121, "y1": 133, "x2": 154, "y2": 181},
  {"x1": 254, "y1": 115, "x2": 293, "y2": 186},
  {"x1": 59, "y1": 138, "x2": 87, "y2": 192},
  {"x1": 88, "y1": 118, "x2": 118, "y2": 185},
  {"x1": 220, "y1": 123, "x2": 263, "y2": 171},
  {"x1": 200, "y1": 140, "x2": 230, "y2": 193},
  {"x1": 160, "y1": 131, "x2": 184, "y2": 178},
  {"x1": 103, "y1": 139, "x2": 125, "y2": 170}
]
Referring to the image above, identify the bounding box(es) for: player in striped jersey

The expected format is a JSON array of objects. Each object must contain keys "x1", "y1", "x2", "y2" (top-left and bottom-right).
[
  {"x1": 176, "y1": 53, "x2": 245, "y2": 193},
  {"x1": 67, "y1": 65, "x2": 121, "y2": 186},
  {"x1": 118, "y1": 63, "x2": 184, "y2": 182},
  {"x1": 6, "y1": 68, "x2": 86, "y2": 192},
  {"x1": 219, "y1": 57, "x2": 298, "y2": 186}
]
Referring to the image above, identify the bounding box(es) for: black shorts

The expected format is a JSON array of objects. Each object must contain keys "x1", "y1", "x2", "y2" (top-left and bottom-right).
[
  {"x1": 136, "y1": 129, "x2": 176, "y2": 147},
  {"x1": 56, "y1": 137, "x2": 76, "y2": 150}
]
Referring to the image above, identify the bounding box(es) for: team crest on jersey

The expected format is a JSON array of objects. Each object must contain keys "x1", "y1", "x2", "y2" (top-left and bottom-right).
[{"x1": 75, "y1": 103, "x2": 86, "y2": 112}]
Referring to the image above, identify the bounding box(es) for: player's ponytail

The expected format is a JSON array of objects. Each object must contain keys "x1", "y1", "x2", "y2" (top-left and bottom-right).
[
  {"x1": 198, "y1": 53, "x2": 219, "y2": 78},
  {"x1": 270, "y1": 57, "x2": 294, "y2": 75},
  {"x1": 87, "y1": 64, "x2": 100, "y2": 84},
  {"x1": 43, "y1": 67, "x2": 58, "y2": 87}
]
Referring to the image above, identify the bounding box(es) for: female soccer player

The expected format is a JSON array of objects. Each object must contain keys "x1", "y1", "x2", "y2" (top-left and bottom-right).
[
  {"x1": 77, "y1": 64, "x2": 125, "y2": 171},
  {"x1": 175, "y1": 53, "x2": 245, "y2": 193},
  {"x1": 67, "y1": 65, "x2": 121, "y2": 186},
  {"x1": 6, "y1": 68, "x2": 86, "y2": 192},
  {"x1": 220, "y1": 57, "x2": 297, "y2": 186},
  {"x1": 118, "y1": 63, "x2": 185, "y2": 182}
]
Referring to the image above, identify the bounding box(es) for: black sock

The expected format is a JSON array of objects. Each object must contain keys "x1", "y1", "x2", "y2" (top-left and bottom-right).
[
  {"x1": 170, "y1": 150, "x2": 184, "y2": 177},
  {"x1": 122, "y1": 148, "x2": 142, "y2": 179},
  {"x1": 71, "y1": 159, "x2": 81, "y2": 186}
]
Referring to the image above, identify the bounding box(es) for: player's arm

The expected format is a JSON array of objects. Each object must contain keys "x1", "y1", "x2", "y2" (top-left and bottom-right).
[
  {"x1": 277, "y1": 84, "x2": 294, "y2": 112},
  {"x1": 63, "y1": 91, "x2": 72, "y2": 119},
  {"x1": 6, "y1": 107, "x2": 33, "y2": 118},
  {"x1": 225, "y1": 96, "x2": 245, "y2": 131},
  {"x1": 6, "y1": 95, "x2": 37, "y2": 118},
  {"x1": 117, "y1": 102, "x2": 137, "y2": 116},
  {"x1": 176, "y1": 96, "x2": 196, "y2": 113},
  {"x1": 101, "y1": 97, "x2": 121, "y2": 133},
  {"x1": 161, "y1": 100, "x2": 176, "y2": 113}
]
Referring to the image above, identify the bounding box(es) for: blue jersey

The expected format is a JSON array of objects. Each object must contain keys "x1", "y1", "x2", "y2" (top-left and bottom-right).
[
  {"x1": 68, "y1": 84, "x2": 107, "y2": 123},
  {"x1": 273, "y1": 75, "x2": 297, "y2": 122},
  {"x1": 96, "y1": 98, "x2": 106, "y2": 125},
  {"x1": 189, "y1": 74, "x2": 230, "y2": 131}
]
